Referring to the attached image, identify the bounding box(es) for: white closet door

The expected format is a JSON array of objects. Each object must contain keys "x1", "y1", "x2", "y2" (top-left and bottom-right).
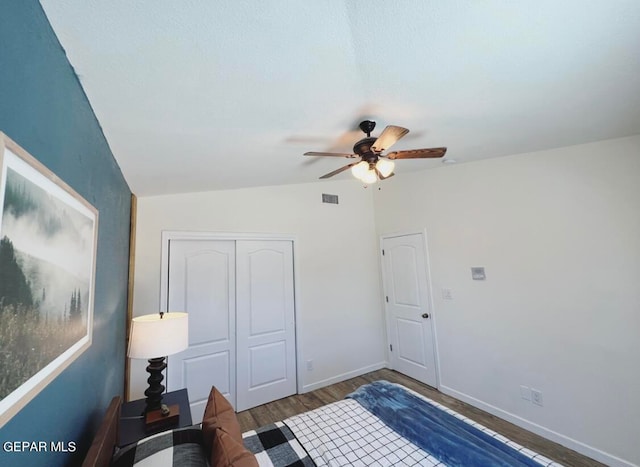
[
  {"x1": 235, "y1": 240, "x2": 296, "y2": 411},
  {"x1": 166, "y1": 240, "x2": 236, "y2": 422}
]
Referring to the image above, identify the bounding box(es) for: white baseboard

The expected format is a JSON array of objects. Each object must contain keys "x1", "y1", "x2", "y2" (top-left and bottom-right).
[
  {"x1": 301, "y1": 361, "x2": 388, "y2": 393},
  {"x1": 440, "y1": 385, "x2": 637, "y2": 467}
]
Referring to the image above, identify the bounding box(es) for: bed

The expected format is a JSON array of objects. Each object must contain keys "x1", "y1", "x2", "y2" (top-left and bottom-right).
[{"x1": 83, "y1": 381, "x2": 564, "y2": 467}]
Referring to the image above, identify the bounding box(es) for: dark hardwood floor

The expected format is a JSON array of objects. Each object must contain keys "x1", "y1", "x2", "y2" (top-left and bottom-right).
[{"x1": 237, "y1": 368, "x2": 605, "y2": 467}]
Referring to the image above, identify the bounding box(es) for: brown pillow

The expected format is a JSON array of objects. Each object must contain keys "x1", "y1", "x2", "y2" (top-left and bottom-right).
[
  {"x1": 202, "y1": 386, "x2": 242, "y2": 451},
  {"x1": 211, "y1": 428, "x2": 258, "y2": 467},
  {"x1": 201, "y1": 387, "x2": 257, "y2": 467}
]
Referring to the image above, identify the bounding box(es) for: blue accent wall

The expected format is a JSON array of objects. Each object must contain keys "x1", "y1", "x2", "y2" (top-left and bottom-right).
[{"x1": 0, "y1": 2, "x2": 132, "y2": 466}]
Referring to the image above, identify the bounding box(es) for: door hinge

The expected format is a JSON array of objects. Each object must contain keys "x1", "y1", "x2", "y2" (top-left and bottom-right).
[
  {"x1": 382, "y1": 249, "x2": 385, "y2": 256},
  {"x1": 385, "y1": 296, "x2": 389, "y2": 303},
  {"x1": 390, "y1": 344, "x2": 393, "y2": 351}
]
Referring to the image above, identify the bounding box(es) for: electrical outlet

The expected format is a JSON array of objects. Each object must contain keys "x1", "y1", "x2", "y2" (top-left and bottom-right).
[
  {"x1": 520, "y1": 385, "x2": 531, "y2": 401},
  {"x1": 442, "y1": 288, "x2": 453, "y2": 300},
  {"x1": 531, "y1": 388, "x2": 543, "y2": 406},
  {"x1": 306, "y1": 360, "x2": 313, "y2": 371}
]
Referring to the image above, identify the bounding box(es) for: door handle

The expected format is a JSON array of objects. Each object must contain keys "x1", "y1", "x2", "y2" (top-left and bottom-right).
[{"x1": 422, "y1": 313, "x2": 429, "y2": 319}]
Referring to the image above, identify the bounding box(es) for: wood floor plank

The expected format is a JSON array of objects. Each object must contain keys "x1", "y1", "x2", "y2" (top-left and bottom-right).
[
  {"x1": 295, "y1": 392, "x2": 326, "y2": 411},
  {"x1": 236, "y1": 410, "x2": 258, "y2": 433},
  {"x1": 237, "y1": 369, "x2": 605, "y2": 466},
  {"x1": 246, "y1": 403, "x2": 279, "y2": 428},
  {"x1": 310, "y1": 387, "x2": 339, "y2": 405},
  {"x1": 267, "y1": 397, "x2": 307, "y2": 420}
]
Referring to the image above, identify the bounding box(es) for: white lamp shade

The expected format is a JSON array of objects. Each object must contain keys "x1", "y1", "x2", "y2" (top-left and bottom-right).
[
  {"x1": 128, "y1": 312, "x2": 189, "y2": 359},
  {"x1": 375, "y1": 158, "x2": 395, "y2": 178},
  {"x1": 351, "y1": 160, "x2": 369, "y2": 179},
  {"x1": 361, "y1": 169, "x2": 378, "y2": 184}
]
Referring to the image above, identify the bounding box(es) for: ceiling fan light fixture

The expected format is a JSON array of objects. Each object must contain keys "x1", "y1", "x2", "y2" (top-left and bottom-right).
[
  {"x1": 304, "y1": 120, "x2": 446, "y2": 181},
  {"x1": 351, "y1": 160, "x2": 369, "y2": 179},
  {"x1": 361, "y1": 169, "x2": 378, "y2": 184},
  {"x1": 376, "y1": 159, "x2": 395, "y2": 178}
]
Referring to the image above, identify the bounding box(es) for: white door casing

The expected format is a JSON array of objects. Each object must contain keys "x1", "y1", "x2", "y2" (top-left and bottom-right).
[
  {"x1": 235, "y1": 240, "x2": 297, "y2": 411},
  {"x1": 382, "y1": 233, "x2": 438, "y2": 387},
  {"x1": 166, "y1": 239, "x2": 236, "y2": 422}
]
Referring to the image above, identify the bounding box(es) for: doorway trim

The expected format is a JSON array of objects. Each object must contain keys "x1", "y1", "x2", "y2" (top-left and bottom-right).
[
  {"x1": 160, "y1": 230, "x2": 302, "y2": 396},
  {"x1": 379, "y1": 229, "x2": 441, "y2": 389}
]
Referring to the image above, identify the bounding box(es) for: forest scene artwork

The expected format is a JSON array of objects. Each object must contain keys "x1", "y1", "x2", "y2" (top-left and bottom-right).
[{"x1": 0, "y1": 137, "x2": 97, "y2": 426}]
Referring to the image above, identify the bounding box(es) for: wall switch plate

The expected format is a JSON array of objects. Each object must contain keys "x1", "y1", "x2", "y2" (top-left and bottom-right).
[
  {"x1": 531, "y1": 388, "x2": 543, "y2": 406},
  {"x1": 471, "y1": 267, "x2": 486, "y2": 280},
  {"x1": 306, "y1": 360, "x2": 313, "y2": 371},
  {"x1": 442, "y1": 288, "x2": 453, "y2": 300},
  {"x1": 520, "y1": 385, "x2": 531, "y2": 401}
]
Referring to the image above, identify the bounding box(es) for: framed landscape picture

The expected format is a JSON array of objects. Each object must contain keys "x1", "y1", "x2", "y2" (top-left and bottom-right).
[{"x1": 0, "y1": 133, "x2": 98, "y2": 427}]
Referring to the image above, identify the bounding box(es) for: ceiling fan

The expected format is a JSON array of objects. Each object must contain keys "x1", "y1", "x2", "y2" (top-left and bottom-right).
[{"x1": 304, "y1": 120, "x2": 447, "y2": 184}]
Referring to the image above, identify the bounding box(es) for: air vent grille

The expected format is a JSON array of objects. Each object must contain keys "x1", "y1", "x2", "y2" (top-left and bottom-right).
[{"x1": 322, "y1": 193, "x2": 339, "y2": 204}]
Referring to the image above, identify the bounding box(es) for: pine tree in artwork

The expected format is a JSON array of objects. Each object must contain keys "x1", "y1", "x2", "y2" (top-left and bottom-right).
[
  {"x1": 76, "y1": 290, "x2": 82, "y2": 318},
  {"x1": 0, "y1": 236, "x2": 34, "y2": 310},
  {"x1": 68, "y1": 289, "x2": 83, "y2": 321},
  {"x1": 69, "y1": 290, "x2": 76, "y2": 321}
]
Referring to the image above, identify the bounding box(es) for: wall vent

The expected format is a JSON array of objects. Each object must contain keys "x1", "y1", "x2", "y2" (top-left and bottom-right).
[
  {"x1": 471, "y1": 267, "x2": 486, "y2": 280},
  {"x1": 322, "y1": 193, "x2": 339, "y2": 204}
]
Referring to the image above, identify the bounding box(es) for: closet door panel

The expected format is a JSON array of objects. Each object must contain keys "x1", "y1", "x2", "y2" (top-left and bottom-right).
[
  {"x1": 236, "y1": 240, "x2": 296, "y2": 411},
  {"x1": 166, "y1": 239, "x2": 236, "y2": 421}
]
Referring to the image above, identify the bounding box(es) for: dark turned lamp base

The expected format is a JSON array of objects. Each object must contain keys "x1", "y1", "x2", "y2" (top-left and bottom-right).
[
  {"x1": 143, "y1": 357, "x2": 166, "y2": 413},
  {"x1": 143, "y1": 357, "x2": 180, "y2": 431}
]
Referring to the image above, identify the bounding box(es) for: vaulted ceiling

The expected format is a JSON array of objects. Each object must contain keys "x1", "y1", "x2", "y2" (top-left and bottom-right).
[{"x1": 40, "y1": 1, "x2": 640, "y2": 196}]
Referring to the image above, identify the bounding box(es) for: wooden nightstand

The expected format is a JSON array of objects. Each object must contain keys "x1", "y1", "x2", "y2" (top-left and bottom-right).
[{"x1": 118, "y1": 388, "x2": 193, "y2": 447}]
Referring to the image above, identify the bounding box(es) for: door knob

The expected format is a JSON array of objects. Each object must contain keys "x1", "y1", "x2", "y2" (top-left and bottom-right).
[{"x1": 422, "y1": 313, "x2": 429, "y2": 319}]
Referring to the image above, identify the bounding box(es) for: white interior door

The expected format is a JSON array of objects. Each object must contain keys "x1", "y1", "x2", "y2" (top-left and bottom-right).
[
  {"x1": 235, "y1": 240, "x2": 296, "y2": 411},
  {"x1": 166, "y1": 239, "x2": 236, "y2": 422},
  {"x1": 382, "y1": 233, "x2": 438, "y2": 387}
]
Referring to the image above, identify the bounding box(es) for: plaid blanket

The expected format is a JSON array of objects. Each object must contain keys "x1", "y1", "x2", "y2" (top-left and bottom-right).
[
  {"x1": 111, "y1": 426, "x2": 207, "y2": 467},
  {"x1": 243, "y1": 421, "x2": 316, "y2": 467},
  {"x1": 284, "y1": 394, "x2": 563, "y2": 467},
  {"x1": 285, "y1": 398, "x2": 435, "y2": 466},
  {"x1": 109, "y1": 421, "x2": 313, "y2": 467}
]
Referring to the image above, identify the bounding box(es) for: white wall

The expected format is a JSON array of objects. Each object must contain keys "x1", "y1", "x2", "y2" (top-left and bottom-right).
[
  {"x1": 130, "y1": 179, "x2": 386, "y2": 400},
  {"x1": 129, "y1": 136, "x2": 639, "y2": 465},
  {"x1": 373, "y1": 135, "x2": 640, "y2": 467}
]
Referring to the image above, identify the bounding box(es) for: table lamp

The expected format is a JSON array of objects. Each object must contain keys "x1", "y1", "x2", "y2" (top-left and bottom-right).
[{"x1": 128, "y1": 311, "x2": 188, "y2": 430}]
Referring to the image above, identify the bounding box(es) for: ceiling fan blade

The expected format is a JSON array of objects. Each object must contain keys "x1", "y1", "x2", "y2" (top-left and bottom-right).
[
  {"x1": 319, "y1": 162, "x2": 357, "y2": 179},
  {"x1": 371, "y1": 125, "x2": 410, "y2": 152},
  {"x1": 304, "y1": 151, "x2": 357, "y2": 158},
  {"x1": 386, "y1": 147, "x2": 447, "y2": 160}
]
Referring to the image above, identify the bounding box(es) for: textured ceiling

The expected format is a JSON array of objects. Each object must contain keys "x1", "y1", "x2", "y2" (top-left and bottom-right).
[{"x1": 40, "y1": 1, "x2": 640, "y2": 196}]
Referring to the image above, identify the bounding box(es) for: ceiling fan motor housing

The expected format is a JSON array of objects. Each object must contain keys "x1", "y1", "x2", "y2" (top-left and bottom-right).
[{"x1": 353, "y1": 137, "x2": 380, "y2": 163}]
